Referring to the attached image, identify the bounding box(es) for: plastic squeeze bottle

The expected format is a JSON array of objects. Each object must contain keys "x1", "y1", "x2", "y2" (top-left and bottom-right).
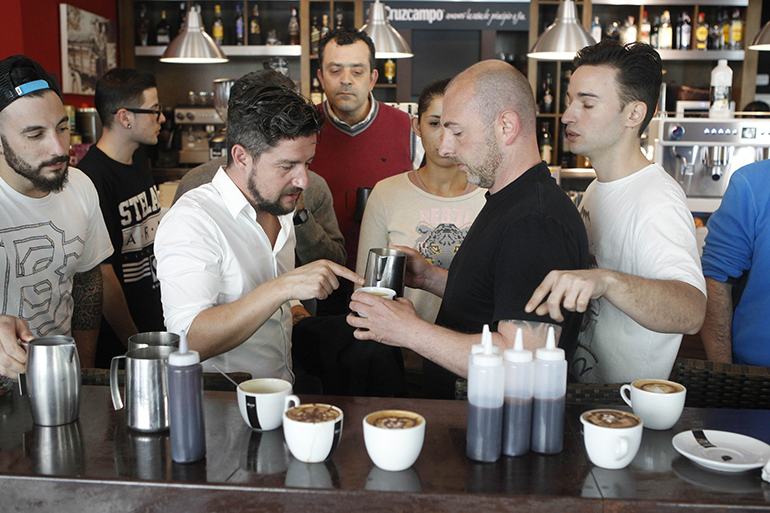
[
  {"x1": 167, "y1": 331, "x2": 206, "y2": 463},
  {"x1": 502, "y1": 328, "x2": 534, "y2": 457},
  {"x1": 531, "y1": 326, "x2": 567, "y2": 454},
  {"x1": 466, "y1": 325, "x2": 505, "y2": 462},
  {"x1": 709, "y1": 59, "x2": 733, "y2": 119}
]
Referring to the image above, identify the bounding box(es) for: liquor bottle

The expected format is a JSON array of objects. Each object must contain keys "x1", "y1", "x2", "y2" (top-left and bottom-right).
[
  {"x1": 541, "y1": 73, "x2": 553, "y2": 114},
  {"x1": 620, "y1": 16, "x2": 637, "y2": 45},
  {"x1": 730, "y1": 9, "x2": 743, "y2": 50},
  {"x1": 385, "y1": 59, "x2": 395, "y2": 84},
  {"x1": 606, "y1": 21, "x2": 620, "y2": 42},
  {"x1": 177, "y1": 2, "x2": 187, "y2": 34},
  {"x1": 695, "y1": 12, "x2": 708, "y2": 50},
  {"x1": 335, "y1": 7, "x2": 344, "y2": 29},
  {"x1": 235, "y1": 3, "x2": 245, "y2": 46},
  {"x1": 540, "y1": 122, "x2": 553, "y2": 165},
  {"x1": 266, "y1": 29, "x2": 279, "y2": 45},
  {"x1": 288, "y1": 5, "x2": 300, "y2": 45},
  {"x1": 640, "y1": 11, "x2": 651, "y2": 45},
  {"x1": 650, "y1": 17, "x2": 660, "y2": 48},
  {"x1": 311, "y1": 78, "x2": 324, "y2": 105},
  {"x1": 722, "y1": 11, "x2": 731, "y2": 50},
  {"x1": 710, "y1": 14, "x2": 723, "y2": 50},
  {"x1": 321, "y1": 14, "x2": 330, "y2": 38},
  {"x1": 710, "y1": 59, "x2": 733, "y2": 119},
  {"x1": 590, "y1": 16, "x2": 602, "y2": 44},
  {"x1": 213, "y1": 5, "x2": 224, "y2": 46},
  {"x1": 249, "y1": 4, "x2": 261, "y2": 45},
  {"x1": 659, "y1": 11, "x2": 673, "y2": 50},
  {"x1": 311, "y1": 16, "x2": 320, "y2": 55},
  {"x1": 136, "y1": 4, "x2": 150, "y2": 46},
  {"x1": 679, "y1": 12, "x2": 692, "y2": 50},
  {"x1": 155, "y1": 10, "x2": 171, "y2": 46}
]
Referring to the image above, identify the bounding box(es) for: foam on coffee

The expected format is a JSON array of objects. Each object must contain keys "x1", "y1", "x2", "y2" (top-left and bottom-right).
[
  {"x1": 634, "y1": 379, "x2": 684, "y2": 394},
  {"x1": 240, "y1": 380, "x2": 288, "y2": 394},
  {"x1": 366, "y1": 410, "x2": 422, "y2": 429},
  {"x1": 286, "y1": 404, "x2": 340, "y2": 423},
  {"x1": 583, "y1": 410, "x2": 640, "y2": 429}
]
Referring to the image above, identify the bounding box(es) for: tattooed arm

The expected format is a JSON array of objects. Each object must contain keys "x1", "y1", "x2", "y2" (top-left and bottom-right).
[{"x1": 71, "y1": 266, "x2": 103, "y2": 368}]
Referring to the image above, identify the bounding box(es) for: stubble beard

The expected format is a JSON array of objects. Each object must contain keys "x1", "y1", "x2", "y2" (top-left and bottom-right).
[
  {"x1": 247, "y1": 172, "x2": 302, "y2": 216},
  {"x1": 1, "y1": 135, "x2": 69, "y2": 193},
  {"x1": 454, "y1": 128, "x2": 502, "y2": 189}
]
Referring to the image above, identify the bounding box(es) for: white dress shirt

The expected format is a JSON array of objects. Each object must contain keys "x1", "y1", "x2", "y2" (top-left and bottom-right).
[{"x1": 155, "y1": 167, "x2": 295, "y2": 381}]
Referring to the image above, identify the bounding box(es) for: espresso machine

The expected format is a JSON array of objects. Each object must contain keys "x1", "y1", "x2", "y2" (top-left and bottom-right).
[
  {"x1": 174, "y1": 100, "x2": 224, "y2": 165},
  {"x1": 647, "y1": 116, "x2": 770, "y2": 212},
  {"x1": 209, "y1": 78, "x2": 234, "y2": 160}
]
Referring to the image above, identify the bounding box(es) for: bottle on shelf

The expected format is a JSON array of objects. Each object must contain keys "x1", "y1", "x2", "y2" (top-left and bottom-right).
[
  {"x1": 730, "y1": 9, "x2": 743, "y2": 50},
  {"x1": 540, "y1": 122, "x2": 553, "y2": 165},
  {"x1": 321, "y1": 14, "x2": 331, "y2": 38},
  {"x1": 640, "y1": 12, "x2": 651, "y2": 45},
  {"x1": 721, "y1": 11, "x2": 731, "y2": 50},
  {"x1": 155, "y1": 10, "x2": 171, "y2": 46},
  {"x1": 136, "y1": 4, "x2": 150, "y2": 46},
  {"x1": 695, "y1": 12, "x2": 708, "y2": 51},
  {"x1": 531, "y1": 326, "x2": 567, "y2": 455},
  {"x1": 541, "y1": 73, "x2": 553, "y2": 114},
  {"x1": 620, "y1": 16, "x2": 637, "y2": 46},
  {"x1": 249, "y1": 4, "x2": 261, "y2": 45},
  {"x1": 466, "y1": 325, "x2": 504, "y2": 463},
  {"x1": 212, "y1": 4, "x2": 224, "y2": 46},
  {"x1": 235, "y1": 3, "x2": 245, "y2": 46},
  {"x1": 266, "y1": 29, "x2": 279, "y2": 46},
  {"x1": 659, "y1": 11, "x2": 673, "y2": 50},
  {"x1": 710, "y1": 14, "x2": 723, "y2": 50},
  {"x1": 710, "y1": 59, "x2": 733, "y2": 119},
  {"x1": 288, "y1": 5, "x2": 300, "y2": 45},
  {"x1": 606, "y1": 21, "x2": 620, "y2": 42},
  {"x1": 311, "y1": 78, "x2": 324, "y2": 105},
  {"x1": 167, "y1": 332, "x2": 206, "y2": 464},
  {"x1": 677, "y1": 12, "x2": 692, "y2": 51},
  {"x1": 177, "y1": 2, "x2": 187, "y2": 35},
  {"x1": 502, "y1": 329, "x2": 534, "y2": 458},
  {"x1": 335, "y1": 7, "x2": 344, "y2": 29},
  {"x1": 311, "y1": 16, "x2": 321, "y2": 55},
  {"x1": 590, "y1": 16, "x2": 602, "y2": 44},
  {"x1": 650, "y1": 16, "x2": 660, "y2": 49},
  {"x1": 385, "y1": 59, "x2": 396, "y2": 84}
]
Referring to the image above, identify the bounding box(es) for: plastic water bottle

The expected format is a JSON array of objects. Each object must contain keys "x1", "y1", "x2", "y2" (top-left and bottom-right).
[
  {"x1": 709, "y1": 59, "x2": 733, "y2": 119},
  {"x1": 531, "y1": 326, "x2": 567, "y2": 454},
  {"x1": 167, "y1": 331, "x2": 206, "y2": 463},
  {"x1": 466, "y1": 325, "x2": 505, "y2": 462},
  {"x1": 502, "y1": 328, "x2": 534, "y2": 457}
]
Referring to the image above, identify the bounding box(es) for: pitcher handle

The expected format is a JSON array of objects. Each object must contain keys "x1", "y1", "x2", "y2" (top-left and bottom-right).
[
  {"x1": 110, "y1": 355, "x2": 125, "y2": 410},
  {"x1": 17, "y1": 340, "x2": 28, "y2": 396}
]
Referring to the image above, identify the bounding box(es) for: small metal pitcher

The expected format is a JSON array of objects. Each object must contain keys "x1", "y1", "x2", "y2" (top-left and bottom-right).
[
  {"x1": 110, "y1": 346, "x2": 175, "y2": 432},
  {"x1": 19, "y1": 336, "x2": 81, "y2": 426},
  {"x1": 363, "y1": 248, "x2": 406, "y2": 297}
]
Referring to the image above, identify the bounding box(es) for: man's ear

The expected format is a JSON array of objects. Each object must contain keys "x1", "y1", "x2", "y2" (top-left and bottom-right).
[
  {"x1": 626, "y1": 101, "x2": 647, "y2": 129},
  {"x1": 230, "y1": 144, "x2": 253, "y2": 170},
  {"x1": 116, "y1": 109, "x2": 132, "y2": 129},
  {"x1": 499, "y1": 110, "x2": 520, "y2": 146}
]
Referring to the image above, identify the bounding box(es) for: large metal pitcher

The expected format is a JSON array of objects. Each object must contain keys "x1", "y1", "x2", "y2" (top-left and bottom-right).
[
  {"x1": 19, "y1": 336, "x2": 81, "y2": 426},
  {"x1": 110, "y1": 346, "x2": 175, "y2": 432},
  {"x1": 363, "y1": 248, "x2": 406, "y2": 297}
]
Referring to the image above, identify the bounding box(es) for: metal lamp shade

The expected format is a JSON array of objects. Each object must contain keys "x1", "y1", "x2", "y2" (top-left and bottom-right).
[
  {"x1": 161, "y1": 9, "x2": 228, "y2": 64},
  {"x1": 749, "y1": 20, "x2": 770, "y2": 51},
  {"x1": 528, "y1": 0, "x2": 595, "y2": 61},
  {"x1": 360, "y1": 0, "x2": 413, "y2": 59}
]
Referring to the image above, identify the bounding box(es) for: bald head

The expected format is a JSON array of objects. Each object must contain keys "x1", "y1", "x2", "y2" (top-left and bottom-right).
[{"x1": 448, "y1": 60, "x2": 537, "y2": 137}]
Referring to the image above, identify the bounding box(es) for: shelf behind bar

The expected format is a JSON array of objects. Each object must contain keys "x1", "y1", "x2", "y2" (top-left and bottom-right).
[{"x1": 135, "y1": 45, "x2": 302, "y2": 57}]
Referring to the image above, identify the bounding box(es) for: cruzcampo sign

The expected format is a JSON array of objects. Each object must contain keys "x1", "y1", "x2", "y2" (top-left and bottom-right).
[{"x1": 364, "y1": 1, "x2": 529, "y2": 31}]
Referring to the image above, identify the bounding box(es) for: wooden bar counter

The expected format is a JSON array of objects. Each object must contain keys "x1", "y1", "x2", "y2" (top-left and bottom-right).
[{"x1": 0, "y1": 385, "x2": 768, "y2": 512}]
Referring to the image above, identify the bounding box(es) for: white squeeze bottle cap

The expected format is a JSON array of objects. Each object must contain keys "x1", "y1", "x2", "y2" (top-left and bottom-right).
[
  {"x1": 168, "y1": 330, "x2": 200, "y2": 366},
  {"x1": 472, "y1": 325, "x2": 502, "y2": 367},
  {"x1": 504, "y1": 328, "x2": 533, "y2": 363},
  {"x1": 535, "y1": 326, "x2": 564, "y2": 361}
]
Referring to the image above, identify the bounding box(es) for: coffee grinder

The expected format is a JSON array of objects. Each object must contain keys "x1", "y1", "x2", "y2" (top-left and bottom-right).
[{"x1": 209, "y1": 78, "x2": 234, "y2": 160}]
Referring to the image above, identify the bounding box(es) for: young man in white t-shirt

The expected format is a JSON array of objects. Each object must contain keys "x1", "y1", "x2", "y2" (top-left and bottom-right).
[{"x1": 525, "y1": 40, "x2": 706, "y2": 383}]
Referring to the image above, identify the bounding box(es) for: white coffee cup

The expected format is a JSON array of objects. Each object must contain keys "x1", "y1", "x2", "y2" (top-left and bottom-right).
[
  {"x1": 620, "y1": 379, "x2": 686, "y2": 430},
  {"x1": 356, "y1": 287, "x2": 396, "y2": 318},
  {"x1": 363, "y1": 409, "x2": 425, "y2": 472},
  {"x1": 581, "y1": 409, "x2": 643, "y2": 470},
  {"x1": 237, "y1": 378, "x2": 293, "y2": 431},
  {"x1": 283, "y1": 395, "x2": 344, "y2": 463}
]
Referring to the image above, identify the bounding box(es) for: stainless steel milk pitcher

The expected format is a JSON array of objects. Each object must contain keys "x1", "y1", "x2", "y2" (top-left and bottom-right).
[
  {"x1": 363, "y1": 248, "x2": 406, "y2": 297},
  {"x1": 110, "y1": 346, "x2": 175, "y2": 432},
  {"x1": 19, "y1": 336, "x2": 81, "y2": 426}
]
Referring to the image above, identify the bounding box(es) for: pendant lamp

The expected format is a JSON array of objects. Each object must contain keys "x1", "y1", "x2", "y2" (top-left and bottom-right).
[
  {"x1": 161, "y1": 7, "x2": 228, "y2": 64},
  {"x1": 749, "y1": 20, "x2": 770, "y2": 51},
  {"x1": 528, "y1": 0, "x2": 595, "y2": 61},
  {"x1": 360, "y1": 0, "x2": 413, "y2": 59}
]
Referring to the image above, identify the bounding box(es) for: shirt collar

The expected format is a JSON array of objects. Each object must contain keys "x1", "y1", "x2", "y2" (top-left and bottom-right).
[
  {"x1": 323, "y1": 93, "x2": 378, "y2": 131},
  {"x1": 212, "y1": 166, "x2": 255, "y2": 221}
]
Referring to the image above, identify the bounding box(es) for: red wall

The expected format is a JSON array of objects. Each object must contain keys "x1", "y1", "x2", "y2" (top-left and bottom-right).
[{"x1": 0, "y1": 0, "x2": 118, "y2": 107}]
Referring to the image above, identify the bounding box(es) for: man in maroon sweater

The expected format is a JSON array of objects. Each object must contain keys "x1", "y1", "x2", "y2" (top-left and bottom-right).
[{"x1": 312, "y1": 28, "x2": 414, "y2": 271}]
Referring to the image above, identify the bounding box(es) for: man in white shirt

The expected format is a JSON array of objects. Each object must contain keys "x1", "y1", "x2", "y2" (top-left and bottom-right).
[
  {"x1": 525, "y1": 40, "x2": 706, "y2": 383},
  {"x1": 155, "y1": 84, "x2": 361, "y2": 381}
]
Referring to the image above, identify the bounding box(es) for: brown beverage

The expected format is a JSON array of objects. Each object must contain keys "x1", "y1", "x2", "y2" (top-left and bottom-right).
[
  {"x1": 634, "y1": 379, "x2": 684, "y2": 394},
  {"x1": 582, "y1": 409, "x2": 641, "y2": 428},
  {"x1": 286, "y1": 404, "x2": 340, "y2": 423},
  {"x1": 366, "y1": 410, "x2": 422, "y2": 429}
]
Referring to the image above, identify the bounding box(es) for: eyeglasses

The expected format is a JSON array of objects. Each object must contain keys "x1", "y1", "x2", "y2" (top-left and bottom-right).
[{"x1": 114, "y1": 105, "x2": 163, "y2": 121}]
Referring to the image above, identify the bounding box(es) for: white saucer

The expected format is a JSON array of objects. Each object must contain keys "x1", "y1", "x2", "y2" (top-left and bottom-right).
[{"x1": 672, "y1": 430, "x2": 770, "y2": 473}]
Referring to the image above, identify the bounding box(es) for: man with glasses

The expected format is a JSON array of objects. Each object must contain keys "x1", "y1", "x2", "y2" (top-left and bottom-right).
[{"x1": 78, "y1": 68, "x2": 166, "y2": 368}]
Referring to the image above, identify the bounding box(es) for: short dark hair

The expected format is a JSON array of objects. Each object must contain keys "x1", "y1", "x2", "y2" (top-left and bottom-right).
[
  {"x1": 95, "y1": 68, "x2": 157, "y2": 128},
  {"x1": 226, "y1": 85, "x2": 324, "y2": 166},
  {"x1": 574, "y1": 40, "x2": 662, "y2": 137},
  {"x1": 228, "y1": 70, "x2": 295, "y2": 105},
  {"x1": 417, "y1": 77, "x2": 452, "y2": 121},
  {"x1": 318, "y1": 28, "x2": 376, "y2": 72}
]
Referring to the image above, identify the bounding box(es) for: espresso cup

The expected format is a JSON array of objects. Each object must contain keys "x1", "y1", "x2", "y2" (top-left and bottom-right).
[
  {"x1": 581, "y1": 409, "x2": 643, "y2": 470},
  {"x1": 283, "y1": 396, "x2": 343, "y2": 463},
  {"x1": 237, "y1": 378, "x2": 293, "y2": 431},
  {"x1": 363, "y1": 410, "x2": 425, "y2": 472},
  {"x1": 620, "y1": 379, "x2": 686, "y2": 430},
  {"x1": 355, "y1": 287, "x2": 396, "y2": 318}
]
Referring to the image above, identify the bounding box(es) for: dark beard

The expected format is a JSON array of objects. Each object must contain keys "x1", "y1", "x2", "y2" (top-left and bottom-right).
[
  {"x1": 1, "y1": 135, "x2": 69, "y2": 193},
  {"x1": 247, "y1": 173, "x2": 302, "y2": 216}
]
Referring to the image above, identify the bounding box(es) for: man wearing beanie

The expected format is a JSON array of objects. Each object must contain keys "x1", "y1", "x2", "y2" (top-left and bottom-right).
[{"x1": 0, "y1": 55, "x2": 112, "y2": 379}]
